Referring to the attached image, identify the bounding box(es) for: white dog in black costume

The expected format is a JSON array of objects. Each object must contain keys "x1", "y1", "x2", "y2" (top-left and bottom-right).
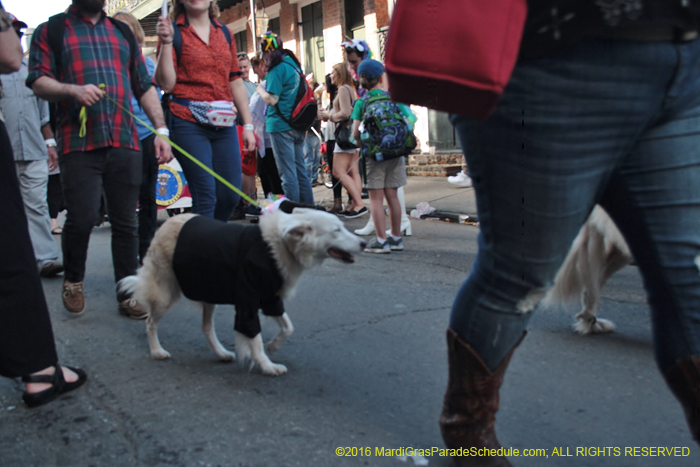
[{"x1": 118, "y1": 203, "x2": 366, "y2": 375}]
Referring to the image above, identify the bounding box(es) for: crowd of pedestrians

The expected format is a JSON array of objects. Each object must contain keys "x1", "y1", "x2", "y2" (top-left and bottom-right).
[{"x1": 6, "y1": 4, "x2": 700, "y2": 467}]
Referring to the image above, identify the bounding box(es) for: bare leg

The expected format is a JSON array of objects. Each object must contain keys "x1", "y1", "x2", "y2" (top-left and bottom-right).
[
  {"x1": 384, "y1": 187, "x2": 402, "y2": 238},
  {"x1": 333, "y1": 151, "x2": 363, "y2": 211},
  {"x1": 369, "y1": 189, "x2": 387, "y2": 240}
]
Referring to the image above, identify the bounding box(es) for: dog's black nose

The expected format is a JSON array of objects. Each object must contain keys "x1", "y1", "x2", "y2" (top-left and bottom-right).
[{"x1": 360, "y1": 240, "x2": 367, "y2": 249}]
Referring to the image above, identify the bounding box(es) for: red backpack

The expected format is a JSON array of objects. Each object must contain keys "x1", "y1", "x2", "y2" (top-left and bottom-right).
[{"x1": 274, "y1": 61, "x2": 318, "y2": 131}]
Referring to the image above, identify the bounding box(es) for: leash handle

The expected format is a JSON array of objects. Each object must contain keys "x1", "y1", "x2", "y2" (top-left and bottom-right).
[{"x1": 78, "y1": 106, "x2": 87, "y2": 138}]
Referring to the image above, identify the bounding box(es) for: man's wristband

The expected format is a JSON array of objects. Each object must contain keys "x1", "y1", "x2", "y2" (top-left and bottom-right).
[
  {"x1": 243, "y1": 124, "x2": 254, "y2": 131},
  {"x1": 161, "y1": 39, "x2": 173, "y2": 45},
  {"x1": 45, "y1": 138, "x2": 57, "y2": 147},
  {"x1": 156, "y1": 127, "x2": 170, "y2": 137}
]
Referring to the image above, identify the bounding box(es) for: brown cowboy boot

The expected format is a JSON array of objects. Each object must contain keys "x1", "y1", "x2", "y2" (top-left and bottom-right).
[
  {"x1": 439, "y1": 329, "x2": 525, "y2": 467},
  {"x1": 664, "y1": 356, "x2": 700, "y2": 443}
]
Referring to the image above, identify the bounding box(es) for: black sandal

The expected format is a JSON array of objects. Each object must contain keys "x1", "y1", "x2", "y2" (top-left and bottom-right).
[{"x1": 21, "y1": 365, "x2": 87, "y2": 408}]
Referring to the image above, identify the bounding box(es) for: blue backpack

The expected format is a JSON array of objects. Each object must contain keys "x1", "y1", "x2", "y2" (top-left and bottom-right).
[{"x1": 359, "y1": 92, "x2": 416, "y2": 161}]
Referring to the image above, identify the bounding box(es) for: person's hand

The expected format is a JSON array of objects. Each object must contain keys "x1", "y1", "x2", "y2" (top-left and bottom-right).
[
  {"x1": 317, "y1": 108, "x2": 329, "y2": 121},
  {"x1": 154, "y1": 137, "x2": 173, "y2": 164},
  {"x1": 47, "y1": 146, "x2": 58, "y2": 172},
  {"x1": 71, "y1": 84, "x2": 104, "y2": 107},
  {"x1": 156, "y1": 17, "x2": 174, "y2": 45},
  {"x1": 242, "y1": 129, "x2": 256, "y2": 152}
]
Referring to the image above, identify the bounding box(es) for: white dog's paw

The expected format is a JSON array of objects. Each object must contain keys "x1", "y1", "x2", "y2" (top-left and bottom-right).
[
  {"x1": 216, "y1": 350, "x2": 236, "y2": 362},
  {"x1": 151, "y1": 349, "x2": 172, "y2": 360},
  {"x1": 574, "y1": 317, "x2": 616, "y2": 335},
  {"x1": 260, "y1": 362, "x2": 288, "y2": 376}
]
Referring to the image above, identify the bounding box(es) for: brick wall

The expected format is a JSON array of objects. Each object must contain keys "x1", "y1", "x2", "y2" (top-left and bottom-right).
[
  {"x1": 219, "y1": 2, "x2": 253, "y2": 54},
  {"x1": 374, "y1": 0, "x2": 390, "y2": 29},
  {"x1": 278, "y1": 0, "x2": 300, "y2": 56},
  {"x1": 218, "y1": 0, "x2": 391, "y2": 69}
]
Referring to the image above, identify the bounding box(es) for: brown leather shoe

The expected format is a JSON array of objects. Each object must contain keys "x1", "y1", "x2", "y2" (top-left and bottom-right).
[
  {"x1": 118, "y1": 298, "x2": 148, "y2": 320},
  {"x1": 664, "y1": 356, "x2": 700, "y2": 443},
  {"x1": 39, "y1": 261, "x2": 64, "y2": 278},
  {"x1": 62, "y1": 281, "x2": 85, "y2": 315},
  {"x1": 439, "y1": 329, "x2": 525, "y2": 467}
]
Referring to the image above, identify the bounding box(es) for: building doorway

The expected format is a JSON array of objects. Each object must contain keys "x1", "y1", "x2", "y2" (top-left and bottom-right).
[{"x1": 301, "y1": 1, "x2": 324, "y2": 85}]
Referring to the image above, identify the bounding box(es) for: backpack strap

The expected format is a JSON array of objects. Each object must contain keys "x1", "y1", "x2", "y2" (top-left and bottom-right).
[
  {"x1": 172, "y1": 21, "x2": 182, "y2": 67},
  {"x1": 47, "y1": 13, "x2": 65, "y2": 76},
  {"x1": 109, "y1": 17, "x2": 140, "y2": 64},
  {"x1": 272, "y1": 59, "x2": 306, "y2": 125},
  {"x1": 220, "y1": 22, "x2": 232, "y2": 47}
]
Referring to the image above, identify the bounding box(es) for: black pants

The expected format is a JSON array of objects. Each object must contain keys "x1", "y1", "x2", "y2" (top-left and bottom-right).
[
  {"x1": 0, "y1": 120, "x2": 58, "y2": 378},
  {"x1": 257, "y1": 147, "x2": 283, "y2": 196},
  {"x1": 138, "y1": 135, "x2": 158, "y2": 262},
  {"x1": 60, "y1": 147, "x2": 141, "y2": 291},
  {"x1": 47, "y1": 173, "x2": 64, "y2": 219},
  {"x1": 325, "y1": 140, "x2": 342, "y2": 200}
]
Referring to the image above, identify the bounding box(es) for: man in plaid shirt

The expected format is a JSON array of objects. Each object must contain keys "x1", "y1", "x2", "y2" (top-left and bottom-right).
[{"x1": 27, "y1": 0, "x2": 173, "y2": 319}]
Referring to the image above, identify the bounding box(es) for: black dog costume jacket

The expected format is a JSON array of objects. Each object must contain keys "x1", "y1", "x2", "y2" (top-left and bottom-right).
[{"x1": 172, "y1": 216, "x2": 285, "y2": 338}]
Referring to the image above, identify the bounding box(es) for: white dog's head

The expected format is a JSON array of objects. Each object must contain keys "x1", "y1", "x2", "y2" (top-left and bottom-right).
[{"x1": 260, "y1": 207, "x2": 366, "y2": 271}]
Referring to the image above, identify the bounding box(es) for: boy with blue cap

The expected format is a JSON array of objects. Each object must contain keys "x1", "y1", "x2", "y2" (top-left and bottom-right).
[{"x1": 351, "y1": 59, "x2": 416, "y2": 254}]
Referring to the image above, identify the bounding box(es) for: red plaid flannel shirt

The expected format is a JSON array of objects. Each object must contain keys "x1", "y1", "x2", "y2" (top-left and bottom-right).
[{"x1": 27, "y1": 5, "x2": 154, "y2": 155}]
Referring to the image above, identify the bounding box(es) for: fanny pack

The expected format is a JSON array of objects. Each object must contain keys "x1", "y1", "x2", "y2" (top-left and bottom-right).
[{"x1": 171, "y1": 97, "x2": 237, "y2": 127}]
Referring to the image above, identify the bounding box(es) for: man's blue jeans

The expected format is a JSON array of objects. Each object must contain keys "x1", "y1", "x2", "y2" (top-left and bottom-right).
[
  {"x1": 270, "y1": 129, "x2": 314, "y2": 205},
  {"x1": 450, "y1": 37, "x2": 700, "y2": 374},
  {"x1": 171, "y1": 116, "x2": 241, "y2": 221}
]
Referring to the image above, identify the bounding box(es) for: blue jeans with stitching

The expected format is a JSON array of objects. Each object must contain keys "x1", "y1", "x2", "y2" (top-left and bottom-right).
[
  {"x1": 450, "y1": 37, "x2": 700, "y2": 374},
  {"x1": 171, "y1": 116, "x2": 241, "y2": 221},
  {"x1": 270, "y1": 129, "x2": 315, "y2": 205}
]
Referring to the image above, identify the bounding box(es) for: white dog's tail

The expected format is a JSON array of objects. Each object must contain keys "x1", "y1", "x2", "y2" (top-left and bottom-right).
[
  {"x1": 117, "y1": 275, "x2": 141, "y2": 301},
  {"x1": 542, "y1": 228, "x2": 587, "y2": 308},
  {"x1": 543, "y1": 206, "x2": 630, "y2": 308}
]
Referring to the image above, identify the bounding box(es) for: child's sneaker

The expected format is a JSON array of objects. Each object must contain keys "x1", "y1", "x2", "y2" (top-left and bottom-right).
[
  {"x1": 386, "y1": 236, "x2": 404, "y2": 251},
  {"x1": 365, "y1": 237, "x2": 391, "y2": 254}
]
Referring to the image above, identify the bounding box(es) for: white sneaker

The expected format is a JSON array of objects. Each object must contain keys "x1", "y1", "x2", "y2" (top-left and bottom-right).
[
  {"x1": 365, "y1": 238, "x2": 391, "y2": 254},
  {"x1": 448, "y1": 171, "x2": 472, "y2": 187}
]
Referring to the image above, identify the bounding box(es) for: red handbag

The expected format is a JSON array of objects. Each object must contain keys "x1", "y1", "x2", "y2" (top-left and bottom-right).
[{"x1": 384, "y1": 0, "x2": 527, "y2": 120}]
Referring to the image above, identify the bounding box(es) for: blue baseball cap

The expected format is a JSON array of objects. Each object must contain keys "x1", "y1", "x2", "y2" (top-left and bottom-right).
[{"x1": 357, "y1": 59, "x2": 384, "y2": 80}]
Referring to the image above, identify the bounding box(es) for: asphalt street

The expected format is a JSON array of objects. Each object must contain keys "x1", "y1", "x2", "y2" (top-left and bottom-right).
[{"x1": 1, "y1": 180, "x2": 698, "y2": 467}]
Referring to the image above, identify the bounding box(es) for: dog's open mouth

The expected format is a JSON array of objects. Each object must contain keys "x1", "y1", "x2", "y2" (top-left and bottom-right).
[{"x1": 328, "y1": 247, "x2": 355, "y2": 263}]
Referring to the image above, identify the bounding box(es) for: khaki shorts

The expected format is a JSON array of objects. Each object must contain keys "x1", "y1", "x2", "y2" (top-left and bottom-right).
[{"x1": 365, "y1": 156, "x2": 407, "y2": 190}]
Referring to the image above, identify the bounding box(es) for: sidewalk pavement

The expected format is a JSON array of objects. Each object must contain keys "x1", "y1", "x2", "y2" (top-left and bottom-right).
[{"x1": 311, "y1": 175, "x2": 478, "y2": 224}]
